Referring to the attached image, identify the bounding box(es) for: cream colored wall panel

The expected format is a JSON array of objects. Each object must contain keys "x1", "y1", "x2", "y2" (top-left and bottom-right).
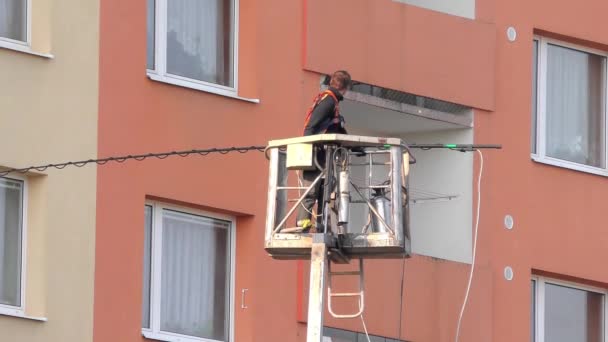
[{"x1": 0, "y1": 0, "x2": 99, "y2": 341}]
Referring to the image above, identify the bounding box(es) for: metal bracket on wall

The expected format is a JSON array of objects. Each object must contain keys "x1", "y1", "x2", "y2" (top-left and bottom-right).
[{"x1": 241, "y1": 288, "x2": 249, "y2": 309}]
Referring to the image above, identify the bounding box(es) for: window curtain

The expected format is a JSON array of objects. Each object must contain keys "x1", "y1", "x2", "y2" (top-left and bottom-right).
[
  {"x1": 166, "y1": 0, "x2": 233, "y2": 87},
  {"x1": 0, "y1": 179, "x2": 22, "y2": 307},
  {"x1": 142, "y1": 206, "x2": 153, "y2": 328},
  {"x1": 531, "y1": 280, "x2": 536, "y2": 342},
  {"x1": 146, "y1": 0, "x2": 155, "y2": 70},
  {"x1": 531, "y1": 41, "x2": 539, "y2": 154},
  {"x1": 0, "y1": 182, "x2": 6, "y2": 305},
  {"x1": 0, "y1": 0, "x2": 27, "y2": 41},
  {"x1": 545, "y1": 44, "x2": 605, "y2": 168},
  {"x1": 160, "y1": 210, "x2": 229, "y2": 341}
]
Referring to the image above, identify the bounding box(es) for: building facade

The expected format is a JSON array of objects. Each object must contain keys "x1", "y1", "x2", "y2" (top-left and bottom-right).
[
  {"x1": 1, "y1": 0, "x2": 608, "y2": 341},
  {"x1": 0, "y1": 0, "x2": 99, "y2": 341}
]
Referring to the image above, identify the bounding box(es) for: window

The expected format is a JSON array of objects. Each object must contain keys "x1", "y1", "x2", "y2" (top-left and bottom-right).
[
  {"x1": 532, "y1": 276, "x2": 607, "y2": 342},
  {"x1": 142, "y1": 202, "x2": 235, "y2": 342},
  {"x1": 147, "y1": 0, "x2": 237, "y2": 95},
  {"x1": 0, "y1": 0, "x2": 52, "y2": 58},
  {"x1": 0, "y1": 0, "x2": 29, "y2": 45},
  {"x1": 532, "y1": 37, "x2": 608, "y2": 175},
  {"x1": 323, "y1": 326, "x2": 405, "y2": 342},
  {"x1": 0, "y1": 177, "x2": 25, "y2": 314}
]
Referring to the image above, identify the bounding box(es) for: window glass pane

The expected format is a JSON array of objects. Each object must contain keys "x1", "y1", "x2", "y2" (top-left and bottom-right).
[
  {"x1": 0, "y1": 178, "x2": 23, "y2": 307},
  {"x1": 545, "y1": 44, "x2": 606, "y2": 168},
  {"x1": 357, "y1": 333, "x2": 386, "y2": 342},
  {"x1": 532, "y1": 40, "x2": 538, "y2": 154},
  {"x1": 166, "y1": 0, "x2": 234, "y2": 87},
  {"x1": 146, "y1": 0, "x2": 155, "y2": 70},
  {"x1": 545, "y1": 283, "x2": 603, "y2": 342},
  {"x1": 142, "y1": 205, "x2": 153, "y2": 328},
  {"x1": 160, "y1": 209, "x2": 230, "y2": 340},
  {"x1": 0, "y1": 0, "x2": 27, "y2": 42},
  {"x1": 323, "y1": 327, "x2": 357, "y2": 341},
  {"x1": 324, "y1": 327, "x2": 402, "y2": 342}
]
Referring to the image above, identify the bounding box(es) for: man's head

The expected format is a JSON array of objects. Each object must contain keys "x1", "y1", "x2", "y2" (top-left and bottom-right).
[{"x1": 329, "y1": 70, "x2": 352, "y2": 95}]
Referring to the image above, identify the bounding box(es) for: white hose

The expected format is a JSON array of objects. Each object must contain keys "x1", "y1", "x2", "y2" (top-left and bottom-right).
[{"x1": 455, "y1": 150, "x2": 483, "y2": 342}]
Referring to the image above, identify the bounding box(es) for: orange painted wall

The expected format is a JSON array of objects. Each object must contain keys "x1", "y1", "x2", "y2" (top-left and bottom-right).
[
  {"x1": 305, "y1": 0, "x2": 496, "y2": 111},
  {"x1": 94, "y1": 0, "x2": 608, "y2": 342},
  {"x1": 94, "y1": 0, "x2": 316, "y2": 340}
]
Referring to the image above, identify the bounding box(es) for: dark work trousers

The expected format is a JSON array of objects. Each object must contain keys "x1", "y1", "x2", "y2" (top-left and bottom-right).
[
  {"x1": 296, "y1": 168, "x2": 324, "y2": 229},
  {"x1": 296, "y1": 147, "x2": 329, "y2": 232}
]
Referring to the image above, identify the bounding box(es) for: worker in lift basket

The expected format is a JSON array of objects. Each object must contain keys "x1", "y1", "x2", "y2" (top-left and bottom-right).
[{"x1": 296, "y1": 70, "x2": 352, "y2": 232}]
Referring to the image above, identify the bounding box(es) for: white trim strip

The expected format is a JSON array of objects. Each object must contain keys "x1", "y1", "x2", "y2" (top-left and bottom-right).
[
  {"x1": 147, "y1": 73, "x2": 259, "y2": 103},
  {"x1": 0, "y1": 307, "x2": 47, "y2": 322},
  {"x1": 0, "y1": 41, "x2": 53, "y2": 59},
  {"x1": 26, "y1": 0, "x2": 32, "y2": 46},
  {"x1": 143, "y1": 330, "x2": 224, "y2": 342},
  {"x1": 532, "y1": 155, "x2": 608, "y2": 177}
]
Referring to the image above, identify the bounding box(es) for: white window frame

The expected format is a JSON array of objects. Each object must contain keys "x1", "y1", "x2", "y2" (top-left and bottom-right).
[
  {"x1": 532, "y1": 276, "x2": 608, "y2": 342},
  {"x1": 0, "y1": 0, "x2": 33, "y2": 52},
  {"x1": 532, "y1": 36, "x2": 608, "y2": 176},
  {"x1": 142, "y1": 201, "x2": 236, "y2": 342},
  {"x1": 146, "y1": 0, "x2": 242, "y2": 99},
  {"x1": 0, "y1": 175, "x2": 28, "y2": 318}
]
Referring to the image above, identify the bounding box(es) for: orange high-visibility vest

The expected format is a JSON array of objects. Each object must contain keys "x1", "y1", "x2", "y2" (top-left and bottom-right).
[{"x1": 302, "y1": 90, "x2": 341, "y2": 135}]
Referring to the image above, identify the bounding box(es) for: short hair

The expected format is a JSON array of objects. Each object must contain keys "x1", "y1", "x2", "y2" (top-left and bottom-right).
[{"x1": 329, "y1": 70, "x2": 352, "y2": 90}]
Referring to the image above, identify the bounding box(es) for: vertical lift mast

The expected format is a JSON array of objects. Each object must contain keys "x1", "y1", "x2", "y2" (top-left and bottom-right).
[{"x1": 265, "y1": 134, "x2": 413, "y2": 342}]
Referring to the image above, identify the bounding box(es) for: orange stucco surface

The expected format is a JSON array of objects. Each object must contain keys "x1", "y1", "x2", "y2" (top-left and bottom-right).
[
  {"x1": 94, "y1": 0, "x2": 608, "y2": 341},
  {"x1": 305, "y1": 0, "x2": 496, "y2": 111}
]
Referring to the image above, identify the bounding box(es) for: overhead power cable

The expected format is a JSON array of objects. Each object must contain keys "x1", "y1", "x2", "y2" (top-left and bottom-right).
[
  {"x1": 409, "y1": 144, "x2": 501, "y2": 152},
  {"x1": 0, "y1": 142, "x2": 500, "y2": 178},
  {"x1": 0, "y1": 146, "x2": 266, "y2": 177}
]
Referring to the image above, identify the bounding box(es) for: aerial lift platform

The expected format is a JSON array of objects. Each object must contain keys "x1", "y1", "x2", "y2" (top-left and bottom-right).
[{"x1": 265, "y1": 134, "x2": 412, "y2": 342}]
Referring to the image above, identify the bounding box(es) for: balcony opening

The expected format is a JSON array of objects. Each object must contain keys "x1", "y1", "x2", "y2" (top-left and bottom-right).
[{"x1": 325, "y1": 80, "x2": 474, "y2": 264}]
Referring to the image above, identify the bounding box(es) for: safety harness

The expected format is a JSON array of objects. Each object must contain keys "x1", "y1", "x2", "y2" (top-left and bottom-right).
[{"x1": 302, "y1": 90, "x2": 342, "y2": 135}]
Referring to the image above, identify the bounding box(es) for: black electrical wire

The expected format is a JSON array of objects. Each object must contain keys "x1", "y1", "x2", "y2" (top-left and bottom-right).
[
  {"x1": 409, "y1": 144, "x2": 502, "y2": 152},
  {"x1": 0, "y1": 145, "x2": 266, "y2": 177},
  {"x1": 397, "y1": 254, "x2": 406, "y2": 342},
  {"x1": 0, "y1": 142, "x2": 501, "y2": 178}
]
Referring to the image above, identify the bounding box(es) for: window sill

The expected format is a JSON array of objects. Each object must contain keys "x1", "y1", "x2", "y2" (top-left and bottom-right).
[
  {"x1": 532, "y1": 154, "x2": 608, "y2": 177},
  {"x1": 0, "y1": 41, "x2": 54, "y2": 59},
  {"x1": 147, "y1": 72, "x2": 260, "y2": 104},
  {"x1": 0, "y1": 307, "x2": 47, "y2": 322},
  {"x1": 143, "y1": 330, "x2": 222, "y2": 342}
]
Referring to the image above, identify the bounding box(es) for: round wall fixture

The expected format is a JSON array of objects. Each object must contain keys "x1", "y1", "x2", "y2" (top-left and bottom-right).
[
  {"x1": 504, "y1": 266, "x2": 514, "y2": 281},
  {"x1": 504, "y1": 215, "x2": 514, "y2": 230},
  {"x1": 507, "y1": 27, "x2": 517, "y2": 42}
]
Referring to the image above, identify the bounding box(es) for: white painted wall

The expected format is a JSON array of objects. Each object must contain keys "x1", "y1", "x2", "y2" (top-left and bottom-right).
[
  {"x1": 345, "y1": 129, "x2": 474, "y2": 264},
  {"x1": 406, "y1": 129, "x2": 473, "y2": 264},
  {"x1": 343, "y1": 99, "x2": 474, "y2": 264},
  {"x1": 393, "y1": 0, "x2": 475, "y2": 19}
]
